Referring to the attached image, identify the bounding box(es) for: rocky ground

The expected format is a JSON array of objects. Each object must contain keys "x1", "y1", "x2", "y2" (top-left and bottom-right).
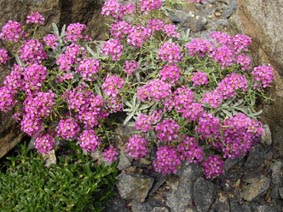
[{"x1": 104, "y1": 1, "x2": 283, "y2": 212}]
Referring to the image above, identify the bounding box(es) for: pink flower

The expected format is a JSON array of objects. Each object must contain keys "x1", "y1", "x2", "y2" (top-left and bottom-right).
[
  {"x1": 202, "y1": 155, "x2": 224, "y2": 179},
  {"x1": 158, "y1": 42, "x2": 183, "y2": 63},
  {"x1": 153, "y1": 146, "x2": 181, "y2": 175},
  {"x1": 192, "y1": 71, "x2": 209, "y2": 86},
  {"x1": 66, "y1": 23, "x2": 87, "y2": 42},
  {"x1": 101, "y1": 39, "x2": 123, "y2": 61},
  {"x1": 35, "y1": 134, "x2": 55, "y2": 154},
  {"x1": 0, "y1": 20, "x2": 26, "y2": 42},
  {"x1": 0, "y1": 48, "x2": 9, "y2": 64},
  {"x1": 139, "y1": 0, "x2": 162, "y2": 14},
  {"x1": 103, "y1": 146, "x2": 118, "y2": 163},
  {"x1": 126, "y1": 134, "x2": 148, "y2": 159},
  {"x1": 78, "y1": 130, "x2": 101, "y2": 152},
  {"x1": 159, "y1": 64, "x2": 181, "y2": 84},
  {"x1": 26, "y1": 12, "x2": 45, "y2": 25},
  {"x1": 252, "y1": 65, "x2": 274, "y2": 89}
]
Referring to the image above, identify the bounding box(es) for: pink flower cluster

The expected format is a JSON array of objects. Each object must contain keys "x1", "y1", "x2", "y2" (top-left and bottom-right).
[
  {"x1": 124, "y1": 60, "x2": 139, "y2": 75},
  {"x1": 252, "y1": 65, "x2": 274, "y2": 89},
  {"x1": 22, "y1": 63, "x2": 47, "y2": 95},
  {"x1": 215, "y1": 73, "x2": 248, "y2": 99},
  {"x1": 0, "y1": 48, "x2": 9, "y2": 64},
  {"x1": 196, "y1": 113, "x2": 221, "y2": 139},
  {"x1": 185, "y1": 38, "x2": 213, "y2": 58},
  {"x1": 139, "y1": 0, "x2": 162, "y2": 14},
  {"x1": 156, "y1": 119, "x2": 179, "y2": 142},
  {"x1": 66, "y1": 23, "x2": 87, "y2": 42},
  {"x1": 56, "y1": 118, "x2": 80, "y2": 140},
  {"x1": 159, "y1": 64, "x2": 181, "y2": 84},
  {"x1": 177, "y1": 136, "x2": 204, "y2": 163},
  {"x1": 76, "y1": 58, "x2": 100, "y2": 81},
  {"x1": 78, "y1": 129, "x2": 101, "y2": 152},
  {"x1": 26, "y1": 11, "x2": 45, "y2": 25},
  {"x1": 110, "y1": 21, "x2": 132, "y2": 39},
  {"x1": 135, "y1": 110, "x2": 162, "y2": 132},
  {"x1": 137, "y1": 79, "x2": 172, "y2": 102},
  {"x1": 101, "y1": 39, "x2": 123, "y2": 61},
  {"x1": 127, "y1": 26, "x2": 151, "y2": 47},
  {"x1": 221, "y1": 113, "x2": 264, "y2": 159},
  {"x1": 0, "y1": 20, "x2": 26, "y2": 42},
  {"x1": 101, "y1": 0, "x2": 134, "y2": 19},
  {"x1": 158, "y1": 42, "x2": 183, "y2": 63},
  {"x1": 202, "y1": 155, "x2": 224, "y2": 179},
  {"x1": 192, "y1": 71, "x2": 209, "y2": 86},
  {"x1": 103, "y1": 145, "x2": 119, "y2": 163},
  {"x1": 35, "y1": 134, "x2": 55, "y2": 154},
  {"x1": 56, "y1": 43, "x2": 85, "y2": 71},
  {"x1": 126, "y1": 134, "x2": 148, "y2": 159},
  {"x1": 43, "y1": 34, "x2": 59, "y2": 50},
  {"x1": 19, "y1": 39, "x2": 47, "y2": 64},
  {"x1": 153, "y1": 146, "x2": 181, "y2": 175}
]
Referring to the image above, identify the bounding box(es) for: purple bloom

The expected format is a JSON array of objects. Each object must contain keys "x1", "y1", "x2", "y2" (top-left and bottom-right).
[
  {"x1": 153, "y1": 146, "x2": 181, "y2": 175},
  {"x1": 158, "y1": 42, "x2": 183, "y2": 63},
  {"x1": 202, "y1": 155, "x2": 224, "y2": 179},
  {"x1": 126, "y1": 134, "x2": 148, "y2": 159},
  {"x1": 35, "y1": 134, "x2": 55, "y2": 154},
  {"x1": 26, "y1": 12, "x2": 45, "y2": 25},
  {"x1": 78, "y1": 130, "x2": 101, "y2": 152}
]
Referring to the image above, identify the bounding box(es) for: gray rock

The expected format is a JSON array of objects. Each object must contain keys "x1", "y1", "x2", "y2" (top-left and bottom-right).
[
  {"x1": 240, "y1": 175, "x2": 270, "y2": 202},
  {"x1": 271, "y1": 160, "x2": 282, "y2": 185},
  {"x1": 270, "y1": 184, "x2": 280, "y2": 200},
  {"x1": 244, "y1": 145, "x2": 265, "y2": 169},
  {"x1": 210, "y1": 193, "x2": 230, "y2": 212},
  {"x1": 166, "y1": 164, "x2": 202, "y2": 212},
  {"x1": 151, "y1": 207, "x2": 169, "y2": 212},
  {"x1": 279, "y1": 187, "x2": 283, "y2": 199},
  {"x1": 224, "y1": 155, "x2": 244, "y2": 172},
  {"x1": 117, "y1": 173, "x2": 154, "y2": 202},
  {"x1": 262, "y1": 124, "x2": 272, "y2": 145},
  {"x1": 117, "y1": 151, "x2": 132, "y2": 170},
  {"x1": 230, "y1": 201, "x2": 252, "y2": 212},
  {"x1": 131, "y1": 200, "x2": 152, "y2": 212},
  {"x1": 193, "y1": 177, "x2": 217, "y2": 212},
  {"x1": 184, "y1": 16, "x2": 207, "y2": 33},
  {"x1": 222, "y1": 0, "x2": 237, "y2": 19},
  {"x1": 104, "y1": 192, "x2": 130, "y2": 212},
  {"x1": 255, "y1": 205, "x2": 278, "y2": 212}
]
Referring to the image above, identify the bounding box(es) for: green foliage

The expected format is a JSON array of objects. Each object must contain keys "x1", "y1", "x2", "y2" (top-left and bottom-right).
[{"x1": 0, "y1": 144, "x2": 117, "y2": 212}]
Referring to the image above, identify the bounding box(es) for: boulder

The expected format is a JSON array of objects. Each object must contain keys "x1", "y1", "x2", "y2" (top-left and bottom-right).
[{"x1": 228, "y1": 0, "x2": 283, "y2": 157}]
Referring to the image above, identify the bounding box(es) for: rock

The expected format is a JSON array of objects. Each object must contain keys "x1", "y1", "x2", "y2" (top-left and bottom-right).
[
  {"x1": 240, "y1": 175, "x2": 270, "y2": 202},
  {"x1": 130, "y1": 200, "x2": 167, "y2": 212},
  {"x1": 117, "y1": 173, "x2": 154, "y2": 202},
  {"x1": 151, "y1": 207, "x2": 169, "y2": 212},
  {"x1": 104, "y1": 192, "x2": 130, "y2": 212},
  {"x1": 131, "y1": 200, "x2": 152, "y2": 212},
  {"x1": 271, "y1": 160, "x2": 282, "y2": 185},
  {"x1": 117, "y1": 151, "x2": 132, "y2": 170},
  {"x1": 43, "y1": 149, "x2": 57, "y2": 167},
  {"x1": 262, "y1": 124, "x2": 272, "y2": 145},
  {"x1": 166, "y1": 164, "x2": 202, "y2": 212},
  {"x1": 210, "y1": 192, "x2": 230, "y2": 212},
  {"x1": 272, "y1": 127, "x2": 283, "y2": 158},
  {"x1": 224, "y1": 155, "x2": 244, "y2": 172},
  {"x1": 184, "y1": 16, "x2": 207, "y2": 33},
  {"x1": 222, "y1": 0, "x2": 237, "y2": 19},
  {"x1": 244, "y1": 144, "x2": 265, "y2": 169},
  {"x1": 279, "y1": 187, "x2": 283, "y2": 199},
  {"x1": 230, "y1": 201, "x2": 252, "y2": 212},
  {"x1": 255, "y1": 205, "x2": 278, "y2": 212},
  {"x1": 193, "y1": 177, "x2": 217, "y2": 212}
]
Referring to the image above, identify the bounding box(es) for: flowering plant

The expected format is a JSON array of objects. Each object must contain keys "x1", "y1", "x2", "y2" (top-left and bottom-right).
[{"x1": 0, "y1": 0, "x2": 274, "y2": 179}]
